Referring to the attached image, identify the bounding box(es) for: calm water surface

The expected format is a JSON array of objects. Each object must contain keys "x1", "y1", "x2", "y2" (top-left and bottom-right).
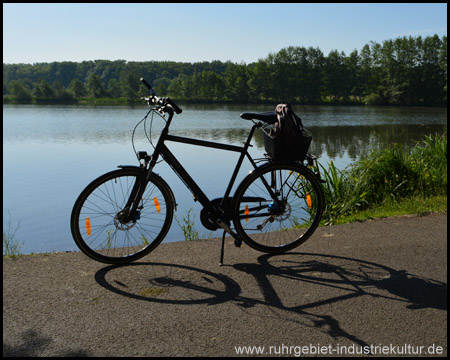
[{"x1": 3, "y1": 104, "x2": 446, "y2": 254}]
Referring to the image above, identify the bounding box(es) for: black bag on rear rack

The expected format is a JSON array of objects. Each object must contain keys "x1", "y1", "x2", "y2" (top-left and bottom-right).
[{"x1": 263, "y1": 104, "x2": 312, "y2": 162}]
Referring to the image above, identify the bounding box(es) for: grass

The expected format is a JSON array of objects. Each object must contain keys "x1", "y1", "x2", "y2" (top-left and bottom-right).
[
  {"x1": 329, "y1": 195, "x2": 447, "y2": 225},
  {"x1": 175, "y1": 208, "x2": 200, "y2": 241},
  {"x1": 174, "y1": 208, "x2": 215, "y2": 241},
  {"x1": 3, "y1": 212, "x2": 24, "y2": 259},
  {"x1": 316, "y1": 132, "x2": 447, "y2": 225}
]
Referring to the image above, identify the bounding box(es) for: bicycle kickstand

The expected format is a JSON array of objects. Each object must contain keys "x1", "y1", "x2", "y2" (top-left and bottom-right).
[{"x1": 219, "y1": 230, "x2": 226, "y2": 266}]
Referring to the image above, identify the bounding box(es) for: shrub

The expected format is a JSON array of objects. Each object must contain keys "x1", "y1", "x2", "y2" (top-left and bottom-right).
[{"x1": 318, "y1": 132, "x2": 447, "y2": 224}]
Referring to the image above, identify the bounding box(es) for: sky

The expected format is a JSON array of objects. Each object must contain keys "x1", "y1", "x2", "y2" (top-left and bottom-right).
[{"x1": 3, "y1": 3, "x2": 447, "y2": 65}]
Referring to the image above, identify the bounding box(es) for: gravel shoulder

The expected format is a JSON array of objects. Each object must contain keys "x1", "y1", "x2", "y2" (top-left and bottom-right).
[{"x1": 3, "y1": 212, "x2": 447, "y2": 357}]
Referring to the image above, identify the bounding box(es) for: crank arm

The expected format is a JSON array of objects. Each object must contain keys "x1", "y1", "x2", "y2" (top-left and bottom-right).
[{"x1": 217, "y1": 220, "x2": 243, "y2": 247}]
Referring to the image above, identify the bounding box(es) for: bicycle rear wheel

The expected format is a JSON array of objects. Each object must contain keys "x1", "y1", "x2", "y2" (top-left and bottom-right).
[
  {"x1": 71, "y1": 168, "x2": 174, "y2": 264},
  {"x1": 232, "y1": 162, "x2": 324, "y2": 253}
]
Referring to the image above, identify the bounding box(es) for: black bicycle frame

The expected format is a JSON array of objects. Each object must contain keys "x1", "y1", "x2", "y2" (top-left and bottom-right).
[
  {"x1": 164, "y1": 125, "x2": 257, "y2": 210},
  {"x1": 124, "y1": 108, "x2": 276, "y2": 230}
]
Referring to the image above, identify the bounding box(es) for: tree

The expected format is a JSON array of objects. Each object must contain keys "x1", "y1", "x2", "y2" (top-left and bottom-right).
[
  {"x1": 439, "y1": 35, "x2": 447, "y2": 103},
  {"x1": 194, "y1": 70, "x2": 224, "y2": 101},
  {"x1": 364, "y1": 41, "x2": 387, "y2": 104},
  {"x1": 359, "y1": 43, "x2": 374, "y2": 98},
  {"x1": 2, "y1": 35, "x2": 447, "y2": 106},
  {"x1": 86, "y1": 74, "x2": 105, "y2": 98},
  {"x1": 267, "y1": 50, "x2": 291, "y2": 102},
  {"x1": 52, "y1": 81, "x2": 73, "y2": 101},
  {"x1": 120, "y1": 70, "x2": 139, "y2": 102},
  {"x1": 324, "y1": 50, "x2": 350, "y2": 101},
  {"x1": 420, "y1": 34, "x2": 444, "y2": 104},
  {"x1": 8, "y1": 80, "x2": 32, "y2": 102},
  {"x1": 346, "y1": 50, "x2": 363, "y2": 102},
  {"x1": 389, "y1": 37, "x2": 417, "y2": 105},
  {"x1": 224, "y1": 62, "x2": 249, "y2": 102},
  {"x1": 68, "y1": 78, "x2": 87, "y2": 99},
  {"x1": 153, "y1": 77, "x2": 172, "y2": 97},
  {"x1": 248, "y1": 59, "x2": 272, "y2": 102},
  {"x1": 167, "y1": 75, "x2": 185, "y2": 99},
  {"x1": 33, "y1": 78, "x2": 55, "y2": 100},
  {"x1": 304, "y1": 47, "x2": 325, "y2": 104},
  {"x1": 285, "y1": 46, "x2": 308, "y2": 103},
  {"x1": 107, "y1": 79, "x2": 121, "y2": 98}
]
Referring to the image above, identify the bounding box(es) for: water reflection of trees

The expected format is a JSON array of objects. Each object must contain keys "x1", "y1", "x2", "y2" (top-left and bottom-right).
[
  {"x1": 39, "y1": 121, "x2": 445, "y2": 165},
  {"x1": 308, "y1": 124, "x2": 447, "y2": 160},
  {"x1": 175, "y1": 124, "x2": 446, "y2": 163}
]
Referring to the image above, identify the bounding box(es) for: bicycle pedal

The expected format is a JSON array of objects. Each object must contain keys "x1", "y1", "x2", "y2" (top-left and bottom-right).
[{"x1": 234, "y1": 237, "x2": 243, "y2": 248}]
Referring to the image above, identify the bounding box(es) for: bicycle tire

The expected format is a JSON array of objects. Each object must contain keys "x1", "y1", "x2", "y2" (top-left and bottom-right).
[
  {"x1": 71, "y1": 168, "x2": 174, "y2": 264},
  {"x1": 232, "y1": 162, "x2": 324, "y2": 253}
]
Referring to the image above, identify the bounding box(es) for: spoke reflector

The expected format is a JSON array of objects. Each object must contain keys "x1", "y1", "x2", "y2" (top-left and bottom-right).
[
  {"x1": 154, "y1": 197, "x2": 161, "y2": 214},
  {"x1": 244, "y1": 204, "x2": 249, "y2": 222},
  {"x1": 85, "y1": 217, "x2": 91, "y2": 236},
  {"x1": 306, "y1": 194, "x2": 312, "y2": 209}
]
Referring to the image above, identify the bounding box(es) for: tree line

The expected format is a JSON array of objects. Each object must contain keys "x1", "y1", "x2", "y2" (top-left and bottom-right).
[{"x1": 3, "y1": 34, "x2": 447, "y2": 106}]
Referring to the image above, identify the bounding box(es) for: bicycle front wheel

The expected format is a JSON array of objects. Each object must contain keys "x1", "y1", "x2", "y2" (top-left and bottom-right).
[
  {"x1": 71, "y1": 168, "x2": 174, "y2": 264},
  {"x1": 232, "y1": 162, "x2": 324, "y2": 253}
]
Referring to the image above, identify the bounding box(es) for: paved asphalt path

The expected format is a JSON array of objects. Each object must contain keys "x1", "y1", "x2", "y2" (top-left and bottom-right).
[{"x1": 3, "y1": 213, "x2": 447, "y2": 357}]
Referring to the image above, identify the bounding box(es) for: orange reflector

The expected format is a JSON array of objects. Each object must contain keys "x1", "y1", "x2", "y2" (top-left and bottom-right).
[
  {"x1": 154, "y1": 197, "x2": 161, "y2": 214},
  {"x1": 85, "y1": 217, "x2": 91, "y2": 236},
  {"x1": 306, "y1": 194, "x2": 312, "y2": 209},
  {"x1": 244, "y1": 205, "x2": 249, "y2": 222}
]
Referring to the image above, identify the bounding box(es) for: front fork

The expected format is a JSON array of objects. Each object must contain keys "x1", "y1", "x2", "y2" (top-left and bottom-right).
[{"x1": 116, "y1": 159, "x2": 152, "y2": 224}]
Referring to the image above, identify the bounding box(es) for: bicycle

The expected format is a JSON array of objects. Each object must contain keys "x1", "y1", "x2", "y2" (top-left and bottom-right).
[{"x1": 70, "y1": 78, "x2": 325, "y2": 265}]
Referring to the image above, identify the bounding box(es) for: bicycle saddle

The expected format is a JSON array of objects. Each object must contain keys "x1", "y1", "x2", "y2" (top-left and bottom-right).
[{"x1": 240, "y1": 112, "x2": 277, "y2": 124}]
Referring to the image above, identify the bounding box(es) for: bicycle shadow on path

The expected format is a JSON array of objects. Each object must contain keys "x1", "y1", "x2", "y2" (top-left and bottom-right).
[{"x1": 94, "y1": 251, "x2": 447, "y2": 349}]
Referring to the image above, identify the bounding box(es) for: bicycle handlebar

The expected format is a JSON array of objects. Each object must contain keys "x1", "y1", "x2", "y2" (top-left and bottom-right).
[
  {"x1": 140, "y1": 77, "x2": 153, "y2": 92},
  {"x1": 140, "y1": 77, "x2": 182, "y2": 114},
  {"x1": 165, "y1": 97, "x2": 182, "y2": 114}
]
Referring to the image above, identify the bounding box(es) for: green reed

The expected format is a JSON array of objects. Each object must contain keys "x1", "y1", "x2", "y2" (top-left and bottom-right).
[{"x1": 317, "y1": 132, "x2": 447, "y2": 225}]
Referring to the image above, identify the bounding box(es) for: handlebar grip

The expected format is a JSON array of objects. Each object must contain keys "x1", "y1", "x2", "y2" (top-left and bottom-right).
[
  {"x1": 140, "y1": 77, "x2": 152, "y2": 91},
  {"x1": 167, "y1": 97, "x2": 183, "y2": 114}
]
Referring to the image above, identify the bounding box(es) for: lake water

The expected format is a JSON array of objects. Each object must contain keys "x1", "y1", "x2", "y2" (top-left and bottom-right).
[{"x1": 3, "y1": 103, "x2": 447, "y2": 254}]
